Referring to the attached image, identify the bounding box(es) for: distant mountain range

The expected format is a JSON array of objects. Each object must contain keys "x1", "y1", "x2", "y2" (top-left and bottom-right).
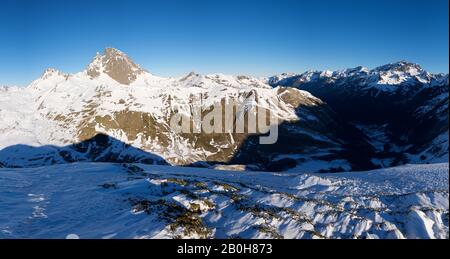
[
  {"x1": 0, "y1": 48, "x2": 448, "y2": 172},
  {"x1": 267, "y1": 61, "x2": 449, "y2": 167}
]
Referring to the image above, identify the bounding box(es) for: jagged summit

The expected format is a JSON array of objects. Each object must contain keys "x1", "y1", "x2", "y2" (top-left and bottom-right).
[
  {"x1": 104, "y1": 47, "x2": 126, "y2": 57},
  {"x1": 40, "y1": 68, "x2": 66, "y2": 80},
  {"x1": 343, "y1": 66, "x2": 369, "y2": 75},
  {"x1": 179, "y1": 71, "x2": 200, "y2": 81},
  {"x1": 86, "y1": 47, "x2": 146, "y2": 85},
  {"x1": 372, "y1": 61, "x2": 423, "y2": 75}
]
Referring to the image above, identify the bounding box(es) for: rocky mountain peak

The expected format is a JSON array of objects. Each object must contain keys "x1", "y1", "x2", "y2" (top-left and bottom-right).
[
  {"x1": 344, "y1": 66, "x2": 369, "y2": 76},
  {"x1": 181, "y1": 71, "x2": 200, "y2": 79},
  {"x1": 104, "y1": 47, "x2": 126, "y2": 57},
  {"x1": 40, "y1": 68, "x2": 65, "y2": 80},
  {"x1": 372, "y1": 61, "x2": 423, "y2": 75},
  {"x1": 86, "y1": 47, "x2": 145, "y2": 85}
]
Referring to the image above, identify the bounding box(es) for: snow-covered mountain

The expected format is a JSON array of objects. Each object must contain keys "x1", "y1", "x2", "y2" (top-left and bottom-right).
[
  {"x1": 0, "y1": 48, "x2": 376, "y2": 172},
  {"x1": 267, "y1": 61, "x2": 447, "y2": 93},
  {"x1": 0, "y1": 48, "x2": 448, "y2": 172},
  {"x1": 268, "y1": 61, "x2": 449, "y2": 167}
]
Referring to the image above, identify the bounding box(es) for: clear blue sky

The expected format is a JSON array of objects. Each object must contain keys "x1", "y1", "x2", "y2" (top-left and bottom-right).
[{"x1": 1, "y1": 0, "x2": 448, "y2": 86}]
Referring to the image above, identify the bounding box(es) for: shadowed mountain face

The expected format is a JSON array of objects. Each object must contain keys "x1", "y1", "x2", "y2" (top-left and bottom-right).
[
  {"x1": 227, "y1": 110, "x2": 376, "y2": 172},
  {"x1": 0, "y1": 134, "x2": 168, "y2": 168}
]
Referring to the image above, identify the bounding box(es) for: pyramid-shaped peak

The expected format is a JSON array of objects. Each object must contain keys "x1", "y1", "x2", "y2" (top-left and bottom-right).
[
  {"x1": 103, "y1": 47, "x2": 128, "y2": 59},
  {"x1": 95, "y1": 47, "x2": 138, "y2": 66},
  {"x1": 86, "y1": 47, "x2": 146, "y2": 85},
  {"x1": 105, "y1": 47, "x2": 124, "y2": 54}
]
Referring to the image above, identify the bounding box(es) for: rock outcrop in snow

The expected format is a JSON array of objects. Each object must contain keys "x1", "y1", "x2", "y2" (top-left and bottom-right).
[{"x1": 0, "y1": 162, "x2": 447, "y2": 239}]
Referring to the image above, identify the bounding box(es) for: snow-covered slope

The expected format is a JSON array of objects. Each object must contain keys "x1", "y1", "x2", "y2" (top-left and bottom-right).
[{"x1": 0, "y1": 162, "x2": 447, "y2": 239}]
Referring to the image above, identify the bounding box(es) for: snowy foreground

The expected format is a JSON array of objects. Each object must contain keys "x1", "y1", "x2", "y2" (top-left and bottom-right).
[{"x1": 0, "y1": 163, "x2": 448, "y2": 239}]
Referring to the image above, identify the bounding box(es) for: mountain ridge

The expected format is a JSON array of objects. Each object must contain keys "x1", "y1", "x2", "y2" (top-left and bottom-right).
[
  {"x1": 30, "y1": 48, "x2": 449, "y2": 90},
  {"x1": 0, "y1": 48, "x2": 447, "y2": 171}
]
